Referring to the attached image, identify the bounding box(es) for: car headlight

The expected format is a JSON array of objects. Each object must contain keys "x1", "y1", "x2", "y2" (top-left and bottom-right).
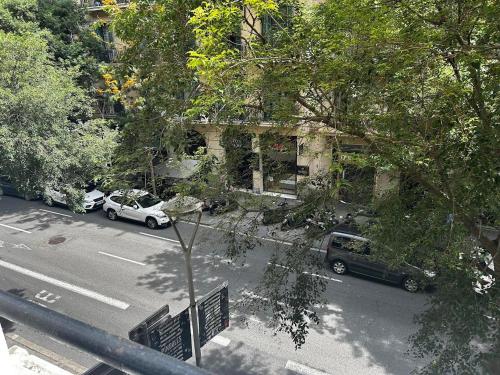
[{"x1": 423, "y1": 270, "x2": 436, "y2": 278}]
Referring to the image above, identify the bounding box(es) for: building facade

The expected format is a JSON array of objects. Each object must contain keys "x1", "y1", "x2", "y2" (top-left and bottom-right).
[{"x1": 80, "y1": 0, "x2": 398, "y2": 201}]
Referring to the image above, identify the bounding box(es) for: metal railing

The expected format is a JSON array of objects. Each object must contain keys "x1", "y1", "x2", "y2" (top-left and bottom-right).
[{"x1": 0, "y1": 291, "x2": 211, "y2": 375}]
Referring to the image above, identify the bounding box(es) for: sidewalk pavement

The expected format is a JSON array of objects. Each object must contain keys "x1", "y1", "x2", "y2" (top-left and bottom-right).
[{"x1": 181, "y1": 201, "x2": 360, "y2": 252}]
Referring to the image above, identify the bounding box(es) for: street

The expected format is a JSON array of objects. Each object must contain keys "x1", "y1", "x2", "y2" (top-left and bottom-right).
[{"x1": 0, "y1": 196, "x2": 429, "y2": 375}]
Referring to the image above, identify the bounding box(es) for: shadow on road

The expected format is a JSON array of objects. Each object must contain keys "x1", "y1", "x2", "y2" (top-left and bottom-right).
[{"x1": 202, "y1": 342, "x2": 275, "y2": 375}]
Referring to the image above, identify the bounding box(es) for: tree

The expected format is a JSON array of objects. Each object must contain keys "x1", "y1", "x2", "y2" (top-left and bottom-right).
[
  {"x1": 111, "y1": 0, "x2": 499, "y2": 372},
  {"x1": 35, "y1": 0, "x2": 109, "y2": 88},
  {"x1": 187, "y1": 0, "x2": 499, "y2": 372},
  {"x1": 103, "y1": 0, "x2": 203, "y2": 194},
  {"x1": 0, "y1": 2, "x2": 117, "y2": 210}
]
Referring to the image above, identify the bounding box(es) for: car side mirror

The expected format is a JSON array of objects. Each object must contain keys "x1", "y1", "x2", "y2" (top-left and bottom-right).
[{"x1": 133, "y1": 204, "x2": 139, "y2": 210}]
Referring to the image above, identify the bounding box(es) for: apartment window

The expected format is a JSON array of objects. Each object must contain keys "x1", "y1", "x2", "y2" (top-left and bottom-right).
[{"x1": 261, "y1": 5, "x2": 294, "y2": 45}]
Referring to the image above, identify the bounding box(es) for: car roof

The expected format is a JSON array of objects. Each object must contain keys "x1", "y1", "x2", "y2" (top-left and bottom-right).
[
  {"x1": 330, "y1": 231, "x2": 368, "y2": 242},
  {"x1": 330, "y1": 223, "x2": 367, "y2": 241},
  {"x1": 111, "y1": 189, "x2": 148, "y2": 197}
]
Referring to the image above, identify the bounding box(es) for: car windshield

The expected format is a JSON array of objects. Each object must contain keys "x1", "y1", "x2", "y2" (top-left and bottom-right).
[
  {"x1": 84, "y1": 181, "x2": 97, "y2": 193},
  {"x1": 136, "y1": 193, "x2": 162, "y2": 208}
]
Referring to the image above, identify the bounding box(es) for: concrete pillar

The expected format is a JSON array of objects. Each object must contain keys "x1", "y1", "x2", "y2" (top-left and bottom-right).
[
  {"x1": 296, "y1": 134, "x2": 331, "y2": 184},
  {"x1": 252, "y1": 135, "x2": 263, "y2": 194}
]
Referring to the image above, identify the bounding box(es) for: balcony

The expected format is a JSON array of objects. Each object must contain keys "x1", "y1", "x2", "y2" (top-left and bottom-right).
[{"x1": 82, "y1": 0, "x2": 130, "y2": 12}]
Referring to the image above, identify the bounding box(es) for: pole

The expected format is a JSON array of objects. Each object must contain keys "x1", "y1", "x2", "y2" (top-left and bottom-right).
[{"x1": 170, "y1": 210, "x2": 203, "y2": 367}]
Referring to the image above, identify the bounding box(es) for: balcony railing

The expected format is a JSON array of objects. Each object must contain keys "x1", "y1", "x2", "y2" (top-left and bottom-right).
[
  {"x1": 0, "y1": 291, "x2": 211, "y2": 375},
  {"x1": 82, "y1": 0, "x2": 130, "y2": 11}
]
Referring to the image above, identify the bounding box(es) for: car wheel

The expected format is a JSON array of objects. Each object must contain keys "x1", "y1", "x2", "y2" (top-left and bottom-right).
[
  {"x1": 403, "y1": 277, "x2": 419, "y2": 293},
  {"x1": 45, "y1": 197, "x2": 54, "y2": 207},
  {"x1": 107, "y1": 209, "x2": 117, "y2": 221},
  {"x1": 331, "y1": 260, "x2": 348, "y2": 275},
  {"x1": 146, "y1": 217, "x2": 158, "y2": 229}
]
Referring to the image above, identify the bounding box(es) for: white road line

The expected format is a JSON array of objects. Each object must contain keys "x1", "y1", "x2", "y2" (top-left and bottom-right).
[
  {"x1": 310, "y1": 247, "x2": 326, "y2": 254},
  {"x1": 269, "y1": 263, "x2": 343, "y2": 283},
  {"x1": 211, "y1": 335, "x2": 231, "y2": 347},
  {"x1": 285, "y1": 360, "x2": 332, "y2": 375},
  {"x1": 98, "y1": 251, "x2": 146, "y2": 266},
  {"x1": 230, "y1": 312, "x2": 263, "y2": 324},
  {"x1": 39, "y1": 209, "x2": 72, "y2": 218},
  {"x1": 181, "y1": 220, "x2": 326, "y2": 253},
  {"x1": 28, "y1": 299, "x2": 48, "y2": 309},
  {"x1": 0, "y1": 260, "x2": 129, "y2": 310},
  {"x1": 0, "y1": 223, "x2": 31, "y2": 234},
  {"x1": 138, "y1": 232, "x2": 180, "y2": 244}
]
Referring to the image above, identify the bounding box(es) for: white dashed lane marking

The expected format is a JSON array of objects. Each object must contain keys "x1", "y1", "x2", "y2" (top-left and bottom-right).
[
  {"x1": 138, "y1": 232, "x2": 180, "y2": 244},
  {"x1": 98, "y1": 251, "x2": 146, "y2": 266},
  {"x1": 39, "y1": 209, "x2": 72, "y2": 218},
  {"x1": 268, "y1": 263, "x2": 343, "y2": 283},
  {"x1": 211, "y1": 335, "x2": 231, "y2": 347},
  {"x1": 181, "y1": 220, "x2": 327, "y2": 253},
  {"x1": 0, "y1": 260, "x2": 129, "y2": 310},
  {"x1": 285, "y1": 360, "x2": 332, "y2": 375},
  {"x1": 0, "y1": 223, "x2": 31, "y2": 234}
]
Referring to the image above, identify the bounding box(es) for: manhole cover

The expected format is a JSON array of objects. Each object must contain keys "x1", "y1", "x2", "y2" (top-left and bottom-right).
[{"x1": 48, "y1": 236, "x2": 66, "y2": 245}]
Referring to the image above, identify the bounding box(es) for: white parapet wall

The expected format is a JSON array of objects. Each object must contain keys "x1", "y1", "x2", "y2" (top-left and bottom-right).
[{"x1": 1, "y1": 323, "x2": 74, "y2": 375}]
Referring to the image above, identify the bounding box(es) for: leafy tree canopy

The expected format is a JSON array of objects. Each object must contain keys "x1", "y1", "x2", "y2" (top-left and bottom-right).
[
  {"x1": 111, "y1": 0, "x2": 499, "y2": 372},
  {"x1": 0, "y1": 2, "x2": 117, "y2": 210}
]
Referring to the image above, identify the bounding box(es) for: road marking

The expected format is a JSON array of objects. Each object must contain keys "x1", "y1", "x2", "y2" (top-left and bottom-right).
[
  {"x1": 230, "y1": 312, "x2": 263, "y2": 324},
  {"x1": 98, "y1": 251, "x2": 146, "y2": 266},
  {"x1": 0, "y1": 223, "x2": 31, "y2": 234},
  {"x1": 211, "y1": 335, "x2": 231, "y2": 347},
  {"x1": 28, "y1": 299, "x2": 48, "y2": 308},
  {"x1": 0, "y1": 260, "x2": 129, "y2": 310},
  {"x1": 35, "y1": 290, "x2": 61, "y2": 304},
  {"x1": 39, "y1": 209, "x2": 72, "y2": 218},
  {"x1": 285, "y1": 360, "x2": 332, "y2": 375},
  {"x1": 269, "y1": 263, "x2": 343, "y2": 283},
  {"x1": 181, "y1": 220, "x2": 327, "y2": 253},
  {"x1": 139, "y1": 232, "x2": 180, "y2": 244},
  {"x1": 310, "y1": 247, "x2": 326, "y2": 254},
  {"x1": 12, "y1": 243, "x2": 32, "y2": 251}
]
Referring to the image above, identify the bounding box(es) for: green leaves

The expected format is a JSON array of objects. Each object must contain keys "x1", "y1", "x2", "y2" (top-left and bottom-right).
[{"x1": 0, "y1": 11, "x2": 117, "y2": 208}]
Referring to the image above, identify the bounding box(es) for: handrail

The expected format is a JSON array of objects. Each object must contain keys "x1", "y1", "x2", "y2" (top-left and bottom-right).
[{"x1": 0, "y1": 291, "x2": 211, "y2": 375}]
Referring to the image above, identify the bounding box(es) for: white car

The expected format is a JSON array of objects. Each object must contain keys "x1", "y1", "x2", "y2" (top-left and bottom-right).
[
  {"x1": 103, "y1": 189, "x2": 170, "y2": 229},
  {"x1": 45, "y1": 186, "x2": 105, "y2": 210}
]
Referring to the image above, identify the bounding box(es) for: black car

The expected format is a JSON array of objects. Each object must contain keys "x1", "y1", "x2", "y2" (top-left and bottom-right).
[
  {"x1": 325, "y1": 229, "x2": 434, "y2": 292},
  {"x1": 0, "y1": 176, "x2": 39, "y2": 200}
]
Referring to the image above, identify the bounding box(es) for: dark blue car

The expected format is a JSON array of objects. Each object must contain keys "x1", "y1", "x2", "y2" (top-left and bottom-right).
[{"x1": 0, "y1": 176, "x2": 38, "y2": 200}]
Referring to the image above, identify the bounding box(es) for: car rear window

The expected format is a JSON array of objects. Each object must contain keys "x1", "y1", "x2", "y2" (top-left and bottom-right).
[
  {"x1": 136, "y1": 194, "x2": 161, "y2": 208},
  {"x1": 110, "y1": 195, "x2": 123, "y2": 204},
  {"x1": 331, "y1": 236, "x2": 370, "y2": 255}
]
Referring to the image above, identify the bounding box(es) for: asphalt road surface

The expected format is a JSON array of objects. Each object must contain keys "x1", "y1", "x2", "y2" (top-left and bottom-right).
[{"x1": 0, "y1": 196, "x2": 430, "y2": 375}]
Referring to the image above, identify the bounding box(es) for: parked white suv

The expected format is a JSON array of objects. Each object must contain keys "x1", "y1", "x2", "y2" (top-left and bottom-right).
[
  {"x1": 103, "y1": 190, "x2": 170, "y2": 229},
  {"x1": 45, "y1": 186, "x2": 105, "y2": 210}
]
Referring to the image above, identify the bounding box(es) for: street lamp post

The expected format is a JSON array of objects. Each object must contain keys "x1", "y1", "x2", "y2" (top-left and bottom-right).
[{"x1": 161, "y1": 196, "x2": 204, "y2": 367}]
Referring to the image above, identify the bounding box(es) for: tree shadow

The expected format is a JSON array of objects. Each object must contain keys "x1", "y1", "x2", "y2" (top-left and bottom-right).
[
  {"x1": 0, "y1": 196, "x2": 147, "y2": 238},
  {"x1": 201, "y1": 342, "x2": 276, "y2": 375}
]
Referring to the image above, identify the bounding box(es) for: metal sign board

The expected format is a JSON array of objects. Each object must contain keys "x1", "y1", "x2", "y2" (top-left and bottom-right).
[
  {"x1": 197, "y1": 281, "x2": 229, "y2": 347},
  {"x1": 129, "y1": 304, "x2": 192, "y2": 361}
]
